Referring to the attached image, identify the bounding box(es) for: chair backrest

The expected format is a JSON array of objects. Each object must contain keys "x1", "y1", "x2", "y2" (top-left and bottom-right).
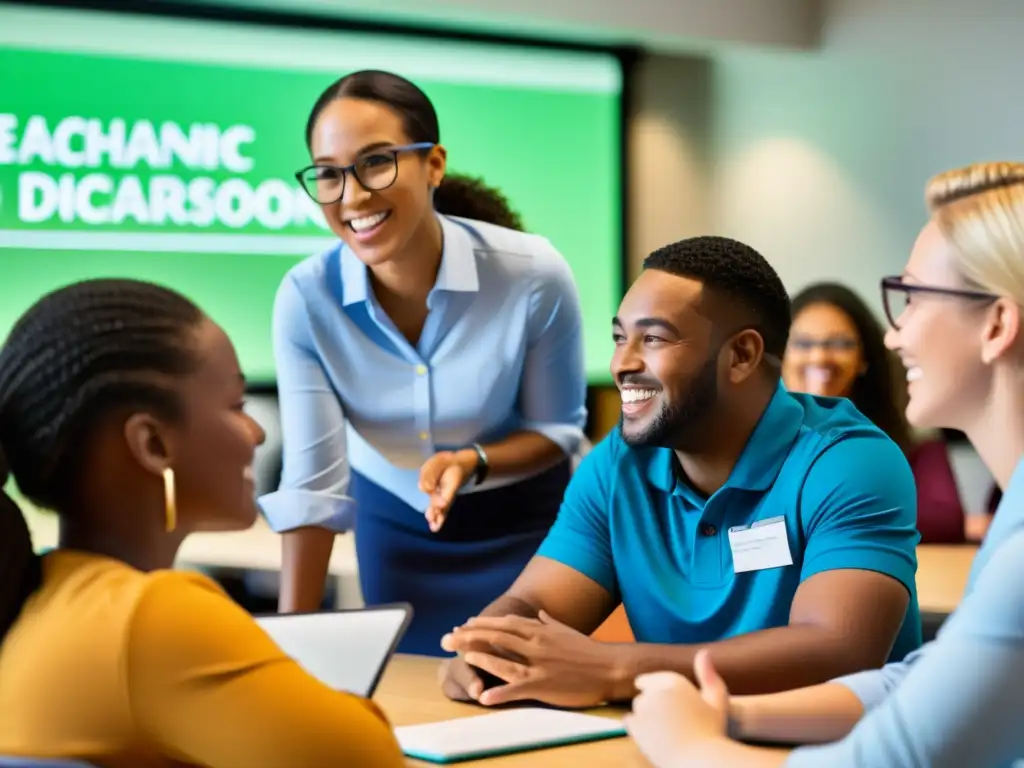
[{"x1": 0, "y1": 758, "x2": 96, "y2": 768}]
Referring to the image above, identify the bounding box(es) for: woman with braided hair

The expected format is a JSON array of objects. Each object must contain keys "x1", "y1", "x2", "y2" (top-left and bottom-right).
[{"x1": 0, "y1": 279, "x2": 404, "y2": 766}]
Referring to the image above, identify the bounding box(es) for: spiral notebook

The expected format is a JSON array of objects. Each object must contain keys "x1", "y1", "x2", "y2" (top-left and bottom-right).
[{"x1": 394, "y1": 708, "x2": 627, "y2": 763}]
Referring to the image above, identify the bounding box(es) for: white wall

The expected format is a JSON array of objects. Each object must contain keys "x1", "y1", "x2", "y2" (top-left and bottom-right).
[
  {"x1": 19, "y1": 0, "x2": 1020, "y2": 314},
  {"x1": 707, "y1": 0, "x2": 1024, "y2": 312},
  {"x1": 194, "y1": 0, "x2": 820, "y2": 52},
  {"x1": 192, "y1": 0, "x2": 1024, "y2": 313},
  {"x1": 627, "y1": 55, "x2": 713, "y2": 274}
]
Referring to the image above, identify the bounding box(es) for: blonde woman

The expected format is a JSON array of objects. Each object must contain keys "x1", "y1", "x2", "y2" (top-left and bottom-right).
[{"x1": 625, "y1": 161, "x2": 1024, "y2": 768}]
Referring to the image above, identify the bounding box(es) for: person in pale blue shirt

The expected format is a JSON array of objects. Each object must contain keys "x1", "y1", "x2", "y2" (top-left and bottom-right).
[
  {"x1": 260, "y1": 70, "x2": 586, "y2": 655},
  {"x1": 625, "y1": 160, "x2": 1024, "y2": 768}
]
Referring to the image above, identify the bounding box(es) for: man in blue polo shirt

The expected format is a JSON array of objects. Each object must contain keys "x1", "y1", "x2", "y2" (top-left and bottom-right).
[{"x1": 441, "y1": 235, "x2": 921, "y2": 708}]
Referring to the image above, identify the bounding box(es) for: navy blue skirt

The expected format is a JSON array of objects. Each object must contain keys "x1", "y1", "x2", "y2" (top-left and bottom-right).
[{"x1": 350, "y1": 461, "x2": 570, "y2": 656}]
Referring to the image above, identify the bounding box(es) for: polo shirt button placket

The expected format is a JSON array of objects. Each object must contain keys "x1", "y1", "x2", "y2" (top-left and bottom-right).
[{"x1": 700, "y1": 523, "x2": 717, "y2": 537}]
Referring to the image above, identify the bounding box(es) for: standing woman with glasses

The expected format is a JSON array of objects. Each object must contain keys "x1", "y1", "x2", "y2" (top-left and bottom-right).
[
  {"x1": 263, "y1": 70, "x2": 587, "y2": 656},
  {"x1": 623, "y1": 161, "x2": 1024, "y2": 768}
]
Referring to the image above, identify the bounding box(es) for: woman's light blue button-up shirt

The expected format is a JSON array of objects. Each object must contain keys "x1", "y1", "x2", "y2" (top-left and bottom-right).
[
  {"x1": 258, "y1": 214, "x2": 588, "y2": 533},
  {"x1": 786, "y1": 458, "x2": 1024, "y2": 768}
]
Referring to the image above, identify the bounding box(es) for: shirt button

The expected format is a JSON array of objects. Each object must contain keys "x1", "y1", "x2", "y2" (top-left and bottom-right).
[
  {"x1": 700, "y1": 524, "x2": 717, "y2": 537},
  {"x1": 419, "y1": 432, "x2": 429, "y2": 441},
  {"x1": 415, "y1": 364, "x2": 427, "y2": 375}
]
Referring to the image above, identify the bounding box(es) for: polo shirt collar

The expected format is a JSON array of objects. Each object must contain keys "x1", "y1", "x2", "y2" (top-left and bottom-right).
[
  {"x1": 644, "y1": 381, "x2": 802, "y2": 495},
  {"x1": 340, "y1": 213, "x2": 480, "y2": 306},
  {"x1": 727, "y1": 381, "x2": 803, "y2": 491}
]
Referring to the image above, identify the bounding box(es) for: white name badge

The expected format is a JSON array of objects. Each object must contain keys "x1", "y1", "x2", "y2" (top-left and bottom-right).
[{"x1": 728, "y1": 515, "x2": 794, "y2": 574}]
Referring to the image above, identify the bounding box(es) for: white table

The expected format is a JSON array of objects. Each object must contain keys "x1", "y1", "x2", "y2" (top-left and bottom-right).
[{"x1": 23, "y1": 509, "x2": 364, "y2": 609}]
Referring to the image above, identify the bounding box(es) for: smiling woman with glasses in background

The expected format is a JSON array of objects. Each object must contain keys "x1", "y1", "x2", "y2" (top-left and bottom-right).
[
  {"x1": 783, "y1": 282, "x2": 912, "y2": 454},
  {"x1": 783, "y1": 281, "x2": 996, "y2": 543},
  {"x1": 625, "y1": 160, "x2": 1024, "y2": 768},
  {"x1": 264, "y1": 69, "x2": 587, "y2": 657}
]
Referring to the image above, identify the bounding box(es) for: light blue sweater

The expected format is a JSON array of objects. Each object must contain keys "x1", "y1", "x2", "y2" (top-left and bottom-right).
[{"x1": 786, "y1": 459, "x2": 1024, "y2": 768}]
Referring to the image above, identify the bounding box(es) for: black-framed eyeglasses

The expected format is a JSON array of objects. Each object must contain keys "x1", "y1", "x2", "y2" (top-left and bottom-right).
[
  {"x1": 295, "y1": 142, "x2": 435, "y2": 205},
  {"x1": 880, "y1": 275, "x2": 999, "y2": 330}
]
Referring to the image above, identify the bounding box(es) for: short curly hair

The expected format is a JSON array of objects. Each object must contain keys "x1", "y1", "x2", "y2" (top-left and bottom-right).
[
  {"x1": 433, "y1": 173, "x2": 524, "y2": 231},
  {"x1": 644, "y1": 236, "x2": 791, "y2": 359}
]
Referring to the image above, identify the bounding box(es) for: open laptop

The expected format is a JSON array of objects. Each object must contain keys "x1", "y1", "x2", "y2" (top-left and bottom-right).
[{"x1": 255, "y1": 603, "x2": 412, "y2": 697}]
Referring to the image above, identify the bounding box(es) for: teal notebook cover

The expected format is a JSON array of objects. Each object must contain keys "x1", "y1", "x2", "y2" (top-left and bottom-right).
[{"x1": 395, "y1": 708, "x2": 627, "y2": 763}]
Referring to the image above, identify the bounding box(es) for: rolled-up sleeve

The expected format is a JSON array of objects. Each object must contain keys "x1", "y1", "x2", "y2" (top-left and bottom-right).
[
  {"x1": 832, "y1": 647, "x2": 924, "y2": 711},
  {"x1": 518, "y1": 246, "x2": 587, "y2": 456},
  {"x1": 257, "y1": 273, "x2": 355, "y2": 534}
]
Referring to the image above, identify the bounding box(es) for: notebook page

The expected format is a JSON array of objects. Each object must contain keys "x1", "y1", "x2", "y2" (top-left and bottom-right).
[{"x1": 395, "y1": 708, "x2": 626, "y2": 763}]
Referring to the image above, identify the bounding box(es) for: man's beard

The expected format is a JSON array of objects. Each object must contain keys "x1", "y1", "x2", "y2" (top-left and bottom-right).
[{"x1": 620, "y1": 355, "x2": 719, "y2": 449}]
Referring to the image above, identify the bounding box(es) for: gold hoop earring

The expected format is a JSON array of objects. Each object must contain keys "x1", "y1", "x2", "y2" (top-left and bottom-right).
[{"x1": 163, "y1": 467, "x2": 177, "y2": 533}]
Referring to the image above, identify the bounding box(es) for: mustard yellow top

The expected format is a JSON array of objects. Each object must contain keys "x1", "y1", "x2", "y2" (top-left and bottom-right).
[{"x1": 0, "y1": 550, "x2": 405, "y2": 768}]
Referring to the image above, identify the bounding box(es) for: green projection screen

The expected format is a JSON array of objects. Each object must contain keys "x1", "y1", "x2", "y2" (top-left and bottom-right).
[{"x1": 0, "y1": 6, "x2": 623, "y2": 384}]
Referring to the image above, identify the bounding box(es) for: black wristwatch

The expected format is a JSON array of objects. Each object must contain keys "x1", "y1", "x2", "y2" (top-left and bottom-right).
[{"x1": 468, "y1": 442, "x2": 490, "y2": 486}]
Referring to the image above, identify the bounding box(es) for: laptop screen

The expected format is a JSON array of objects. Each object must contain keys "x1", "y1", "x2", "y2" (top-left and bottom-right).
[{"x1": 254, "y1": 603, "x2": 412, "y2": 697}]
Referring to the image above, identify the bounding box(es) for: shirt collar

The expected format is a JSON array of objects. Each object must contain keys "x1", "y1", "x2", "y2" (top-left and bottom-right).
[
  {"x1": 996, "y1": 457, "x2": 1024, "y2": 516},
  {"x1": 339, "y1": 213, "x2": 480, "y2": 306},
  {"x1": 972, "y1": 456, "x2": 1024, "y2": 585},
  {"x1": 645, "y1": 381, "x2": 802, "y2": 495}
]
